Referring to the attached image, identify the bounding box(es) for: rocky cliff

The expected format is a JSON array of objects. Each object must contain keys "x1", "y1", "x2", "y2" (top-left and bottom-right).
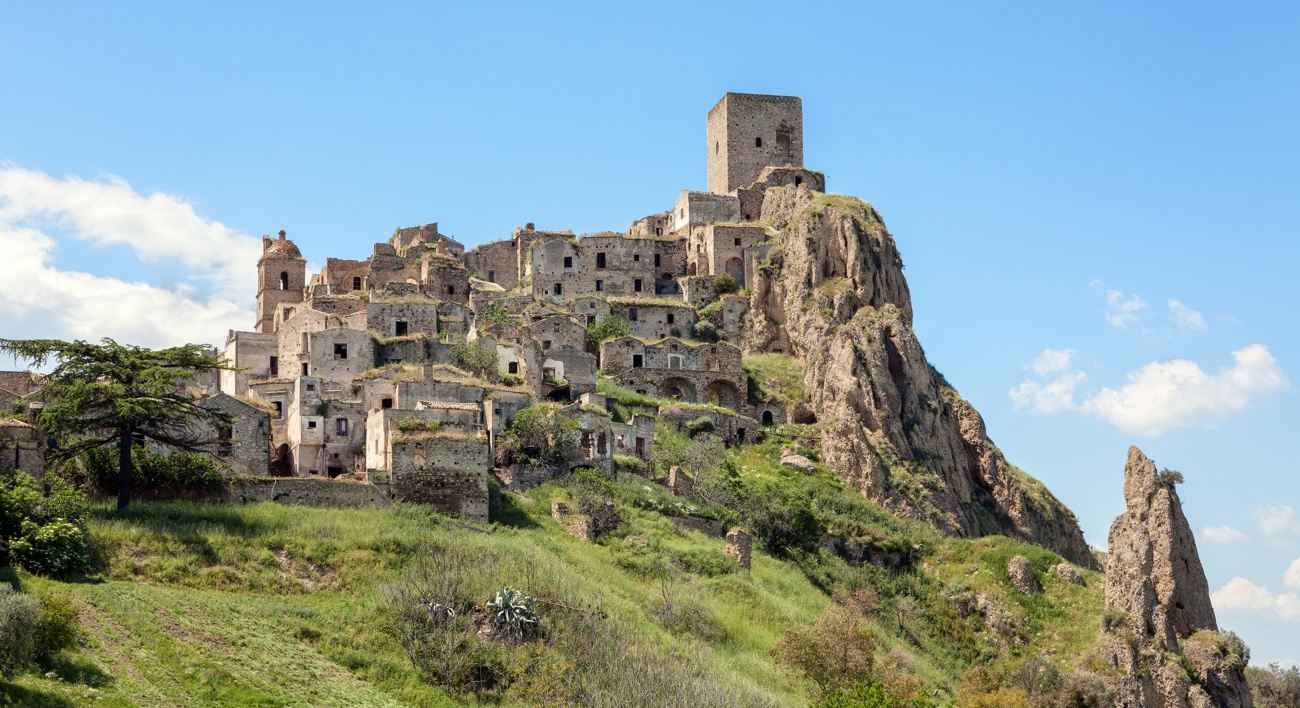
[
  {"x1": 1099, "y1": 446, "x2": 1251, "y2": 707},
  {"x1": 744, "y1": 185, "x2": 1095, "y2": 568}
]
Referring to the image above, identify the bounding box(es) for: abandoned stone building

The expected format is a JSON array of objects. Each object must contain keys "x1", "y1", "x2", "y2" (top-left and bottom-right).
[{"x1": 0, "y1": 92, "x2": 823, "y2": 522}]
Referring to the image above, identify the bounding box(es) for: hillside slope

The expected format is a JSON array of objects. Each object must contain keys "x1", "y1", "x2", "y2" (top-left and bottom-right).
[
  {"x1": 744, "y1": 187, "x2": 1094, "y2": 568},
  {"x1": 1, "y1": 437, "x2": 1108, "y2": 706}
]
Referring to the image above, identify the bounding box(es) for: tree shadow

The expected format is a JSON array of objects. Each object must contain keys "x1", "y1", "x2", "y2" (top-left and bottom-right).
[
  {"x1": 490, "y1": 486, "x2": 541, "y2": 529},
  {"x1": 92, "y1": 501, "x2": 278, "y2": 540},
  {"x1": 38, "y1": 655, "x2": 115, "y2": 690},
  {"x1": 0, "y1": 682, "x2": 77, "y2": 707},
  {"x1": 0, "y1": 566, "x2": 23, "y2": 592}
]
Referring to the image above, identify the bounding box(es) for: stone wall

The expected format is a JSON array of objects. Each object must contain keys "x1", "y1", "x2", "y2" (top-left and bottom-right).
[
  {"x1": 226, "y1": 477, "x2": 391, "y2": 508},
  {"x1": 0, "y1": 419, "x2": 43, "y2": 478},
  {"x1": 608, "y1": 300, "x2": 696, "y2": 341},
  {"x1": 221, "y1": 330, "x2": 278, "y2": 397},
  {"x1": 707, "y1": 93, "x2": 803, "y2": 195},
  {"x1": 464, "y1": 239, "x2": 519, "y2": 287},
  {"x1": 725, "y1": 529, "x2": 753, "y2": 569},
  {"x1": 201, "y1": 394, "x2": 271, "y2": 478},
  {"x1": 389, "y1": 434, "x2": 489, "y2": 523},
  {"x1": 673, "y1": 191, "x2": 740, "y2": 234},
  {"x1": 366, "y1": 301, "x2": 439, "y2": 338},
  {"x1": 530, "y1": 234, "x2": 659, "y2": 303}
]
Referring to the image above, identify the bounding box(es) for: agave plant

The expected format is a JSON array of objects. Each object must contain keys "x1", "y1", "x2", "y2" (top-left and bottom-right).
[{"x1": 487, "y1": 586, "x2": 539, "y2": 640}]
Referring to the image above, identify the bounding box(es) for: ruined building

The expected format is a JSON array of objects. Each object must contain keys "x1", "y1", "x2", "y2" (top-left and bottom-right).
[{"x1": 198, "y1": 89, "x2": 1095, "y2": 573}]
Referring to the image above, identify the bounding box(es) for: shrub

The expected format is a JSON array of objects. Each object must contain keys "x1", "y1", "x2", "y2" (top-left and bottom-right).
[
  {"x1": 501, "y1": 373, "x2": 525, "y2": 387},
  {"x1": 713, "y1": 273, "x2": 737, "y2": 294},
  {"x1": 82, "y1": 445, "x2": 223, "y2": 492},
  {"x1": 32, "y1": 590, "x2": 79, "y2": 660},
  {"x1": 0, "y1": 585, "x2": 38, "y2": 678},
  {"x1": 685, "y1": 415, "x2": 715, "y2": 436},
  {"x1": 11, "y1": 518, "x2": 90, "y2": 577},
  {"x1": 453, "y1": 342, "x2": 499, "y2": 378},
  {"x1": 497, "y1": 403, "x2": 581, "y2": 466},
  {"x1": 1156, "y1": 468, "x2": 1184, "y2": 489},
  {"x1": 772, "y1": 603, "x2": 876, "y2": 699},
  {"x1": 1247, "y1": 662, "x2": 1300, "y2": 708},
  {"x1": 817, "y1": 681, "x2": 935, "y2": 708},
  {"x1": 585, "y1": 315, "x2": 631, "y2": 353},
  {"x1": 693, "y1": 321, "x2": 720, "y2": 343}
]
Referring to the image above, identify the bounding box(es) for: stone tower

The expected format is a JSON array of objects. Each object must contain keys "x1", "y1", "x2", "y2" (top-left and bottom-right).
[
  {"x1": 255, "y1": 230, "x2": 306, "y2": 334},
  {"x1": 707, "y1": 93, "x2": 803, "y2": 195}
]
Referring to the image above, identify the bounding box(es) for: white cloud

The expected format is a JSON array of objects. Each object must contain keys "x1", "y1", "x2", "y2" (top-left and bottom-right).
[
  {"x1": 1091, "y1": 281, "x2": 1147, "y2": 327},
  {"x1": 1010, "y1": 344, "x2": 1286, "y2": 435},
  {"x1": 0, "y1": 166, "x2": 258, "y2": 350},
  {"x1": 1285, "y1": 559, "x2": 1300, "y2": 590},
  {"x1": 1080, "y1": 344, "x2": 1287, "y2": 436},
  {"x1": 1029, "y1": 347, "x2": 1077, "y2": 376},
  {"x1": 1255, "y1": 505, "x2": 1300, "y2": 541},
  {"x1": 1169, "y1": 299, "x2": 1207, "y2": 330},
  {"x1": 1212, "y1": 576, "x2": 1300, "y2": 622},
  {"x1": 1009, "y1": 371, "x2": 1086, "y2": 415},
  {"x1": 1202, "y1": 525, "x2": 1249, "y2": 543}
]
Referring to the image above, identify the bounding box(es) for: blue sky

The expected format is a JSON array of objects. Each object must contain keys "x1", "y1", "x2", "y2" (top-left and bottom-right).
[{"x1": 2, "y1": 2, "x2": 1298, "y2": 663}]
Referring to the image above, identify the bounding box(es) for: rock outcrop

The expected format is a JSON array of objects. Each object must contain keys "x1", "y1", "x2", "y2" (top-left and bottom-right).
[
  {"x1": 744, "y1": 185, "x2": 1095, "y2": 567},
  {"x1": 1099, "y1": 446, "x2": 1252, "y2": 708},
  {"x1": 1007, "y1": 555, "x2": 1041, "y2": 595}
]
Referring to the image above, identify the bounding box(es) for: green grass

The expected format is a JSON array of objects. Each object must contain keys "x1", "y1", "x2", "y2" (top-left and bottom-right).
[
  {"x1": 742, "y1": 353, "x2": 807, "y2": 412},
  {"x1": 0, "y1": 439, "x2": 1109, "y2": 707}
]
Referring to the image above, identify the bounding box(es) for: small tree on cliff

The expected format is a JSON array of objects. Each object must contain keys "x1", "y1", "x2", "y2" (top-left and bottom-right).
[{"x1": 0, "y1": 338, "x2": 232, "y2": 509}]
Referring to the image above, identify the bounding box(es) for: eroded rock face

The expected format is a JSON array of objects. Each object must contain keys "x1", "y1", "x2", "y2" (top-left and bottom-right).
[
  {"x1": 1056, "y1": 563, "x2": 1085, "y2": 586},
  {"x1": 1100, "y1": 446, "x2": 1251, "y2": 708},
  {"x1": 743, "y1": 187, "x2": 1094, "y2": 568}
]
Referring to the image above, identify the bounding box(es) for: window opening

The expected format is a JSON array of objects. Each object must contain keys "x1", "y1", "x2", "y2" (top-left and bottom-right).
[
  {"x1": 279, "y1": 272, "x2": 289, "y2": 290},
  {"x1": 596, "y1": 253, "x2": 606, "y2": 269},
  {"x1": 634, "y1": 279, "x2": 642, "y2": 292},
  {"x1": 755, "y1": 137, "x2": 762, "y2": 147},
  {"x1": 353, "y1": 276, "x2": 361, "y2": 290},
  {"x1": 508, "y1": 361, "x2": 519, "y2": 374},
  {"x1": 302, "y1": 362, "x2": 309, "y2": 377},
  {"x1": 595, "y1": 279, "x2": 603, "y2": 292},
  {"x1": 334, "y1": 343, "x2": 347, "y2": 360},
  {"x1": 553, "y1": 283, "x2": 563, "y2": 295},
  {"x1": 337, "y1": 418, "x2": 348, "y2": 435},
  {"x1": 381, "y1": 398, "x2": 393, "y2": 409},
  {"x1": 632, "y1": 354, "x2": 643, "y2": 368},
  {"x1": 395, "y1": 321, "x2": 408, "y2": 336},
  {"x1": 269, "y1": 356, "x2": 279, "y2": 377},
  {"x1": 307, "y1": 420, "x2": 317, "y2": 429}
]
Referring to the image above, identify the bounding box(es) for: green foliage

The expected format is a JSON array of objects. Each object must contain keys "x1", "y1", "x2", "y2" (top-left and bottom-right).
[
  {"x1": 0, "y1": 470, "x2": 90, "y2": 576},
  {"x1": 612, "y1": 455, "x2": 646, "y2": 473},
  {"x1": 1247, "y1": 661, "x2": 1300, "y2": 708},
  {"x1": 0, "y1": 585, "x2": 38, "y2": 678},
  {"x1": 11, "y1": 518, "x2": 89, "y2": 578},
  {"x1": 693, "y1": 320, "x2": 720, "y2": 343},
  {"x1": 772, "y1": 602, "x2": 876, "y2": 698},
  {"x1": 452, "y1": 341, "x2": 499, "y2": 378},
  {"x1": 82, "y1": 444, "x2": 223, "y2": 492},
  {"x1": 498, "y1": 403, "x2": 581, "y2": 466},
  {"x1": 685, "y1": 415, "x2": 715, "y2": 436},
  {"x1": 32, "y1": 589, "x2": 79, "y2": 660},
  {"x1": 817, "y1": 681, "x2": 936, "y2": 708},
  {"x1": 0, "y1": 337, "x2": 232, "y2": 509},
  {"x1": 480, "y1": 302, "x2": 517, "y2": 326},
  {"x1": 1156, "y1": 467, "x2": 1185, "y2": 489},
  {"x1": 396, "y1": 417, "x2": 442, "y2": 433},
  {"x1": 713, "y1": 273, "x2": 737, "y2": 294},
  {"x1": 585, "y1": 315, "x2": 631, "y2": 353},
  {"x1": 744, "y1": 353, "x2": 808, "y2": 410},
  {"x1": 501, "y1": 373, "x2": 525, "y2": 387}
]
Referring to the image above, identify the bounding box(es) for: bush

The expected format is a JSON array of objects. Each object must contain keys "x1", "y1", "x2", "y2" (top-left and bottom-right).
[
  {"x1": 0, "y1": 471, "x2": 90, "y2": 575},
  {"x1": 685, "y1": 415, "x2": 715, "y2": 436},
  {"x1": 496, "y1": 403, "x2": 581, "y2": 467},
  {"x1": 713, "y1": 273, "x2": 737, "y2": 295},
  {"x1": 772, "y1": 603, "x2": 876, "y2": 699},
  {"x1": 11, "y1": 518, "x2": 90, "y2": 578},
  {"x1": 0, "y1": 585, "x2": 38, "y2": 678},
  {"x1": 585, "y1": 315, "x2": 631, "y2": 353},
  {"x1": 693, "y1": 321, "x2": 720, "y2": 343},
  {"x1": 1156, "y1": 468, "x2": 1184, "y2": 489},
  {"x1": 82, "y1": 445, "x2": 223, "y2": 492},
  {"x1": 33, "y1": 590, "x2": 79, "y2": 660},
  {"x1": 1247, "y1": 662, "x2": 1300, "y2": 708},
  {"x1": 817, "y1": 681, "x2": 935, "y2": 708},
  {"x1": 453, "y1": 342, "x2": 499, "y2": 378}
]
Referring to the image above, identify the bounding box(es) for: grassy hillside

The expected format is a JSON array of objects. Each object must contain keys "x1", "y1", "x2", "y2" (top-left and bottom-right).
[{"x1": 1, "y1": 439, "x2": 1107, "y2": 707}]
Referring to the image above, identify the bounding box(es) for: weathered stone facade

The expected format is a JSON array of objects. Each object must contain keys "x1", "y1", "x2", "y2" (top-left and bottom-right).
[
  {"x1": 707, "y1": 92, "x2": 803, "y2": 195},
  {"x1": 389, "y1": 433, "x2": 489, "y2": 523}
]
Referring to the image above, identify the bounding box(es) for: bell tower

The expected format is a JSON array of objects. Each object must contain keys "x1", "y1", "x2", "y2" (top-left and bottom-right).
[{"x1": 255, "y1": 230, "x2": 306, "y2": 333}]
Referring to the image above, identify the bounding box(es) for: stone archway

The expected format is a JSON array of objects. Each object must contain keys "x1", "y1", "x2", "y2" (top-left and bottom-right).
[
  {"x1": 704, "y1": 379, "x2": 741, "y2": 409},
  {"x1": 660, "y1": 376, "x2": 696, "y2": 403}
]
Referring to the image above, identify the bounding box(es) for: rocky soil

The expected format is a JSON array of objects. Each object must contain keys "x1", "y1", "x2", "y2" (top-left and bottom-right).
[{"x1": 744, "y1": 185, "x2": 1095, "y2": 567}]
